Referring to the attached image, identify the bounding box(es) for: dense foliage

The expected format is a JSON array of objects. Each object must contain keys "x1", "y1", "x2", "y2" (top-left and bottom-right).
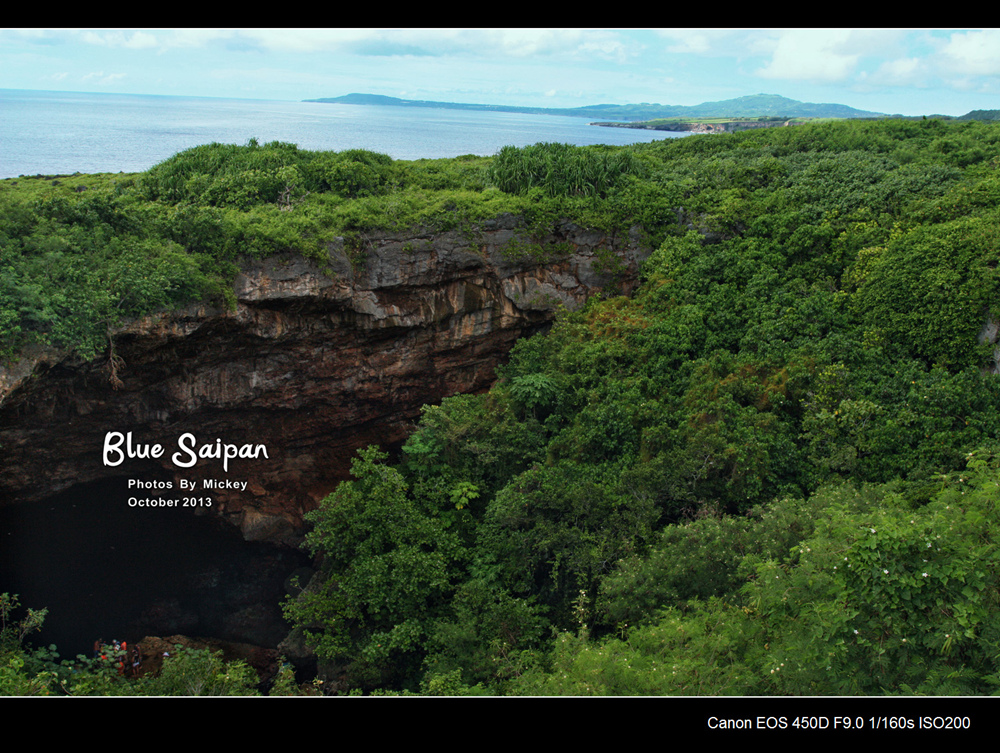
[
  {"x1": 0, "y1": 140, "x2": 660, "y2": 361},
  {"x1": 5, "y1": 119, "x2": 1000, "y2": 695},
  {"x1": 486, "y1": 142, "x2": 647, "y2": 197}
]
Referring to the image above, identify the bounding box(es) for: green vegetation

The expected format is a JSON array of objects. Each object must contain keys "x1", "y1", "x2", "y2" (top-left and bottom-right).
[
  {"x1": 283, "y1": 118, "x2": 1000, "y2": 695},
  {"x1": 5, "y1": 118, "x2": 1000, "y2": 695},
  {"x1": 1, "y1": 592, "x2": 303, "y2": 695},
  {"x1": 283, "y1": 446, "x2": 469, "y2": 689},
  {"x1": 486, "y1": 142, "x2": 647, "y2": 197},
  {"x1": 0, "y1": 139, "x2": 657, "y2": 362}
]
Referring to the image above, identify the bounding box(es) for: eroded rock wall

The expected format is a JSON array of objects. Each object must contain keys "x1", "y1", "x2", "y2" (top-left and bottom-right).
[{"x1": 0, "y1": 216, "x2": 650, "y2": 544}]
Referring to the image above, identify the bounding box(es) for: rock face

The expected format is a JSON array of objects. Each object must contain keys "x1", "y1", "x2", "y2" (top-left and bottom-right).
[
  {"x1": 0, "y1": 216, "x2": 651, "y2": 544},
  {"x1": 979, "y1": 312, "x2": 1000, "y2": 375}
]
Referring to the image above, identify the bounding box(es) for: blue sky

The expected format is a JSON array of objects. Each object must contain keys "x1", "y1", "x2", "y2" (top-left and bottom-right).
[{"x1": 2, "y1": 28, "x2": 999, "y2": 116}]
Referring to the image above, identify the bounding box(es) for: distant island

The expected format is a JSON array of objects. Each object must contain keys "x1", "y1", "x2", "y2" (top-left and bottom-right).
[
  {"x1": 306, "y1": 94, "x2": 1000, "y2": 132},
  {"x1": 305, "y1": 92, "x2": 888, "y2": 121}
]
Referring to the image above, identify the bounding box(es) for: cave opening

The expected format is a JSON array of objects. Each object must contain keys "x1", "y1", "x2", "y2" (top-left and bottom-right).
[{"x1": 0, "y1": 476, "x2": 311, "y2": 660}]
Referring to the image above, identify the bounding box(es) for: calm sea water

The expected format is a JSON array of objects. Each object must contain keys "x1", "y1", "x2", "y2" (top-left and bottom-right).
[{"x1": 0, "y1": 89, "x2": 686, "y2": 179}]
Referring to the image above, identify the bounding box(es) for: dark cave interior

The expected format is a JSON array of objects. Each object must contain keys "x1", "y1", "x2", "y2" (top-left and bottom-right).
[{"x1": 0, "y1": 475, "x2": 310, "y2": 658}]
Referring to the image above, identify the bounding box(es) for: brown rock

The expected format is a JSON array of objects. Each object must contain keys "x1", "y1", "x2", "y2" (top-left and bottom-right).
[{"x1": 0, "y1": 218, "x2": 651, "y2": 542}]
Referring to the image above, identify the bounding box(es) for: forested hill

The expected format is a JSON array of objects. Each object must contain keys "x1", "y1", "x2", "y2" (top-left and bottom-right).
[
  {"x1": 4, "y1": 118, "x2": 1000, "y2": 696},
  {"x1": 305, "y1": 92, "x2": 886, "y2": 120}
]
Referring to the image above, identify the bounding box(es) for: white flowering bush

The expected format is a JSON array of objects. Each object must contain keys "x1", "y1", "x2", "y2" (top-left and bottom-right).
[{"x1": 747, "y1": 456, "x2": 999, "y2": 694}]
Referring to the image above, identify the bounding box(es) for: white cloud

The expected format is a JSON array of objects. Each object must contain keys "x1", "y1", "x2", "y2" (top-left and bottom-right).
[
  {"x1": 940, "y1": 29, "x2": 1000, "y2": 76},
  {"x1": 79, "y1": 31, "x2": 107, "y2": 46},
  {"x1": 89, "y1": 28, "x2": 628, "y2": 62},
  {"x1": 159, "y1": 29, "x2": 237, "y2": 49},
  {"x1": 859, "y1": 56, "x2": 926, "y2": 88},
  {"x1": 756, "y1": 29, "x2": 862, "y2": 82},
  {"x1": 233, "y1": 28, "x2": 376, "y2": 53},
  {"x1": 666, "y1": 33, "x2": 711, "y2": 54},
  {"x1": 76, "y1": 30, "x2": 159, "y2": 49},
  {"x1": 484, "y1": 29, "x2": 583, "y2": 58},
  {"x1": 82, "y1": 71, "x2": 126, "y2": 85},
  {"x1": 656, "y1": 29, "x2": 740, "y2": 55},
  {"x1": 123, "y1": 32, "x2": 158, "y2": 50},
  {"x1": 880, "y1": 57, "x2": 922, "y2": 78},
  {"x1": 578, "y1": 38, "x2": 630, "y2": 64}
]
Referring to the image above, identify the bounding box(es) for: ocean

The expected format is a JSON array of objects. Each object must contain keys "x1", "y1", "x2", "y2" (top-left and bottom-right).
[{"x1": 0, "y1": 88, "x2": 687, "y2": 179}]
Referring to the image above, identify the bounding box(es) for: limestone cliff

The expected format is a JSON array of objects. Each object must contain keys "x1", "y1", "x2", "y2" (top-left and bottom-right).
[{"x1": 0, "y1": 215, "x2": 650, "y2": 544}]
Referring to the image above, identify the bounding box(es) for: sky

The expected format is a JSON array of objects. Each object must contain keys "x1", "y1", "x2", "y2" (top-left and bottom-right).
[{"x1": 2, "y1": 28, "x2": 999, "y2": 117}]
